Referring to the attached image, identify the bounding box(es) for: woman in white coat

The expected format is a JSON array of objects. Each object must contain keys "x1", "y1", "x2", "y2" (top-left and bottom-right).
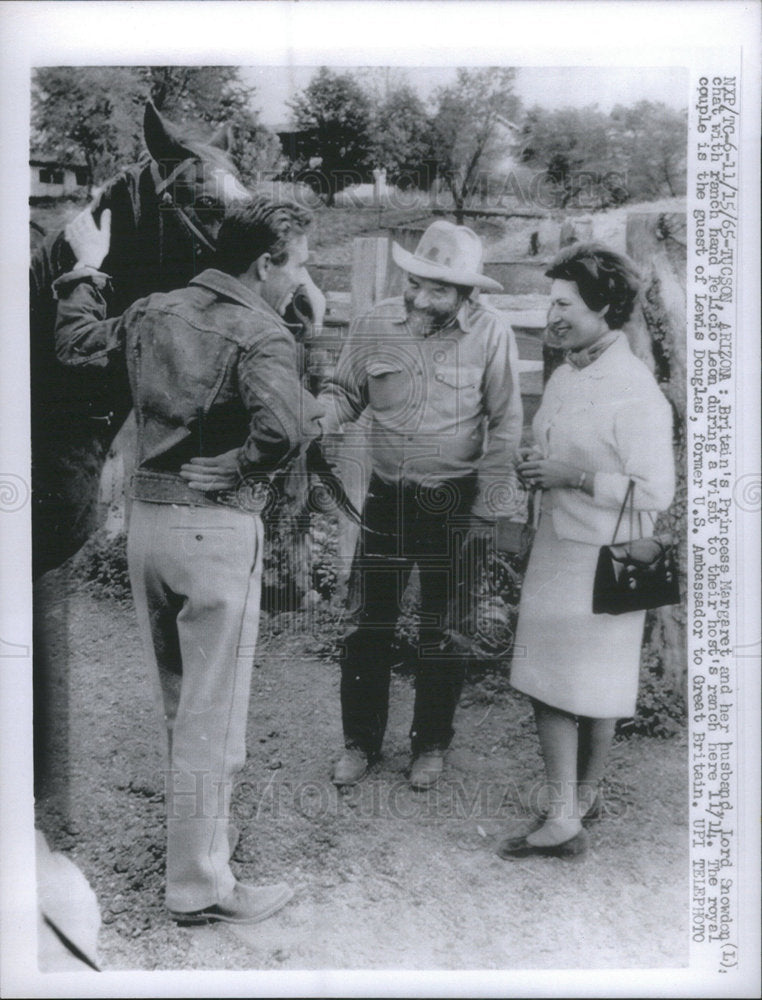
[{"x1": 499, "y1": 243, "x2": 675, "y2": 859}]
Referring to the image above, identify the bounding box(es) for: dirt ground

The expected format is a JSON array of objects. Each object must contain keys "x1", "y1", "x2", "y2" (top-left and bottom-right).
[{"x1": 35, "y1": 563, "x2": 688, "y2": 972}]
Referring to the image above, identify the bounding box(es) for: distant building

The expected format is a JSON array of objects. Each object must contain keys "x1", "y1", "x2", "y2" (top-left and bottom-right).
[{"x1": 30, "y1": 158, "x2": 88, "y2": 198}]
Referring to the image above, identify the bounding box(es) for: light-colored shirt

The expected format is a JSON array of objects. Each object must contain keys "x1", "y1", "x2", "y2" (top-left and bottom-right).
[
  {"x1": 535, "y1": 333, "x2": 675, "y2": 545},
  {"x1": 319, "y1": 296, "x2": 524, "y2": 521}
]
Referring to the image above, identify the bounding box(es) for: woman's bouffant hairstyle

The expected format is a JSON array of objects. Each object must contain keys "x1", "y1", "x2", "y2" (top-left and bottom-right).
[
  {"x1": 216, "y1": 196, "x2": 313, "y2": 275},
  {"x1": 545, "y1": 242, "x2": 641, "y2": 329}
]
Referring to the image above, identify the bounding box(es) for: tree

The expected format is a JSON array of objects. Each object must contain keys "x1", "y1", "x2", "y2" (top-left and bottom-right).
[
  {"x1": 366, "y1": 84, "x2": 436, "y2": 189},
  {"x1": 429, "y1": 68, "x2": 521, "y2": 222},
  {"x1": 609, "y1": 101, "x2": 687, "y2": 200},
  {"x1": 31, "y1": 68, "x2": 146, "y2": 194},
  {"x1": 516, "y1": 101, "x2": 688, "y2": 209},
  {"x1": 515, "y1": 105, "x2": 621, "y2": 210},
  {"x1": 287, "y1": 67, "x2": 374, "y2": 205},
  {"x1": 31, "y1": 66, "x2": 281, "y2": 195}
]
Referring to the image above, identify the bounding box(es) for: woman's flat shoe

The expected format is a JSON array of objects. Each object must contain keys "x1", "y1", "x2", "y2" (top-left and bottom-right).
[
  {"x1": 533, "y1": 791, "x2": 602, "y2": 824},
  {"x1": 496, "y1": 828, "x2": 589, "y2": 860}
]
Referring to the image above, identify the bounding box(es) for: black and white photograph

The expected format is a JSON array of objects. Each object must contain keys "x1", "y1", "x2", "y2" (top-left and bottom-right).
[{"x1": 1, "y1": 2, "x2": 759, "y2": 997}]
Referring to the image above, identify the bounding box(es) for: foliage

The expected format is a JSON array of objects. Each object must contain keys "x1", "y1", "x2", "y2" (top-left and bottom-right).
[
  {"x1": 70, "y1": 514, "x2": 684, "y2": 737},
  {"x1": 262, "y1": 516, "x2": 336, "y2": 611},
  {"x1": 609, "y1": 101, "x2": 687, "y2": 200},
  {"x1": 515, "y1": 104, "x2": 623, "y2": 209},
  {"x1": 287, "y1": 67, "x2": 375, "y2": 205},
  {"x1": 31, "y1": 68, "x2": 147, "y2": 192},
  {"x1": 31, "y1": 66, "x2": 280, "y2": 193},
  {"x1": 516, "y1": 100, "x2": 687, "y2": 209},
  {"x1": 428, "y1": 68, "x2": 521, "y2": 220},
  {"x1": 620, "y1": 644, "x2": 687, "y2": 738},
  {"x1": 71, "y1": 530, "x2": 131, "y2": 602},
  {"x1": 366, "y1": 83, "x2": 436, "y2": 189}
]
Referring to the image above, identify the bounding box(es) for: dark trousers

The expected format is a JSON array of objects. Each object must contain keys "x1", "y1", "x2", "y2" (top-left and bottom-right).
[{"x1": 340, "y1": 472, "x2": 478, "y2": 757}]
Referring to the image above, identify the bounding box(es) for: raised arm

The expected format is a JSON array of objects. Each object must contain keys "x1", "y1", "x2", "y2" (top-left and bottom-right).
[{"x1": 53, "y1": 209, "x2": 126, "y2": 368}]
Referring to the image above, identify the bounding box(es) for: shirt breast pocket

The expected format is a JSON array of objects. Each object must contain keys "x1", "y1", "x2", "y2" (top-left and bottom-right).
[{"x1": 431, "y1": 364, "x2": 481, "y2": 418}]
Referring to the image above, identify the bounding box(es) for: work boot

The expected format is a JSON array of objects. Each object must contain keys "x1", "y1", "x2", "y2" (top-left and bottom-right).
[
  {"x1": 331, "y1": 747, "x2": 368, "y2": 786},
  {"x1": 169, "y1": 881, "x2": 293, "y2": 925},
  {"x1": 409, "y1": 749, "x2": 445, "y2": 790}
]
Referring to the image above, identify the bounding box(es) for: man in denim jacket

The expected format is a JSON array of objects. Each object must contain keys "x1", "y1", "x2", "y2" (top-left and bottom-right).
[
  {"x1": 320, "y1": 222, "x2": 525, "y2": 790},
  {"x1": 54, "y1": 198, "x2": 323, "y2": 925}
]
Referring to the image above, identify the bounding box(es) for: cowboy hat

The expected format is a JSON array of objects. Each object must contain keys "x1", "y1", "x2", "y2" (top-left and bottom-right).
[{"x1": 391, "y1": 220, "x2": 503, "y2": 292}]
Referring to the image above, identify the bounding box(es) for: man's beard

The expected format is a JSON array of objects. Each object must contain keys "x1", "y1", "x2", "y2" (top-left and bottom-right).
[{"x1": 404, "y1": 302, "x2": 460, "y2": 337}]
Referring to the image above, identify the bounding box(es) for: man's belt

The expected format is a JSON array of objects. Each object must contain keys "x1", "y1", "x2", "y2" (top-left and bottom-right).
[
  {"x1": 130, "y1": 470, "x2": 244, "y2": 510},
  {"x1": 131, "y1": 448, "x2": 365, "y2": 524}
]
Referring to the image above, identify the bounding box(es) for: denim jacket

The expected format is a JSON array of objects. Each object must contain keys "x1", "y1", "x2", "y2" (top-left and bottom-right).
[{"x1": 54, "y1": 268, "x2": 323, "y2": 505}]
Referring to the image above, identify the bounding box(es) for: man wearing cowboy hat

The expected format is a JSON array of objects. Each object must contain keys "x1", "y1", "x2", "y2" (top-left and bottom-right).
[{"x1": 321, "y1": 220, "x2": 525, "y2": 789}]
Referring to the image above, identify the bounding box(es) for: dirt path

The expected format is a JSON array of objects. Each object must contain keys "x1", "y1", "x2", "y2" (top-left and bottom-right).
[{"x1": 35, "y1": 567, "x2": 688, "y2": 971}]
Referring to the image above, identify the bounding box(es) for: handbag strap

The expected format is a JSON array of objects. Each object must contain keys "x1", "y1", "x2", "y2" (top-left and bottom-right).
[{"x1": 611, "y1": 480, "x2": 635, "y2": 543}]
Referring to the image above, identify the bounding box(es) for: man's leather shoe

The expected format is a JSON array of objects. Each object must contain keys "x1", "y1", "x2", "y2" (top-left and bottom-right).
[
  {"x1": 169, "y1": 881, "x2": 293, "y2": 925},
  {"x1": 409, "y1": 750, "x2": 444, "y2": 790},
  {"x1": 496, "y1": 828, "x2": 589, "y2": 860},
  {"x1": 331, "y1": 747, "x2": 368, "y2": 786}
]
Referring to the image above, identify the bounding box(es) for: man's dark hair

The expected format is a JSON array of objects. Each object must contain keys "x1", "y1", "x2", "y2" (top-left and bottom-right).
[
  {"x1": 216, "y1": 197, "x2": 313, "y2": 275},
  {"x1": 545, "y1": 242, "x2": 641, "y2": 329}
]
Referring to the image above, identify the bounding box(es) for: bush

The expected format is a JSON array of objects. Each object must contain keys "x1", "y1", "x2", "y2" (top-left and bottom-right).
[
  {"x1": 620, "y1": 648, "x2": 686, "y2": 739},
  {"x1": 69, "y1": 510, "x2": 686, "y2": 743},
  {"x1": 71, "y1": 530, "x2": 131, "y2": 602}
]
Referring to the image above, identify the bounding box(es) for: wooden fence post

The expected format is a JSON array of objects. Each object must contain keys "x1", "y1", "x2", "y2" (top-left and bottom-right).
[{"x1": 350, "y1": 237, "x2": 391, "y2": 317}]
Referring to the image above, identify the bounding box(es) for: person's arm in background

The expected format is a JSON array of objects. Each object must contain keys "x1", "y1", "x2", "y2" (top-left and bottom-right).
[
  {"x1": 53, "y1": 209, "x2": 129, "y2": 368},
  {"x1": 315, "y1": 319, "x2": 370, "y2": 436},
  {"x1": 470, "y1": 317, "x2": 527, "y2": 549}
]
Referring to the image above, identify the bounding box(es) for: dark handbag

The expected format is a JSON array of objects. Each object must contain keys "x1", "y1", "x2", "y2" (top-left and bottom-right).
[{"x1": 592, "y1": 480, "x2": 680, "y2": 615}]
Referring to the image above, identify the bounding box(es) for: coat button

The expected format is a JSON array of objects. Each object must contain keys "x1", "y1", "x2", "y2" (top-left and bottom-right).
[{"x1": 196, "y1": 534, "x2": 203, "y2": 541}]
